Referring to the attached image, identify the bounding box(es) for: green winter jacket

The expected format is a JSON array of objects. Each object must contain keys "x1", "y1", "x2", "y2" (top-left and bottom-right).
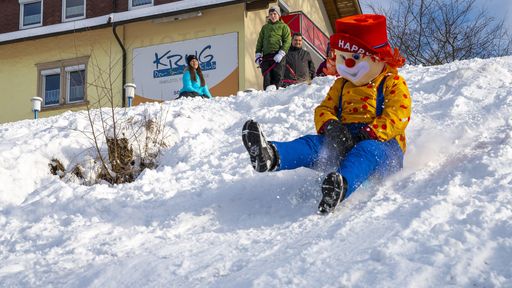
[{"x1": 255, "y1": 20, "x2": 291, "y2": 55}]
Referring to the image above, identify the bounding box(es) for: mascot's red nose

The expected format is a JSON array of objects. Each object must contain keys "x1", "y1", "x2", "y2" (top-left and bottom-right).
[{"x1": 345, "y1": 58, "x2": 356, "y2": 68}]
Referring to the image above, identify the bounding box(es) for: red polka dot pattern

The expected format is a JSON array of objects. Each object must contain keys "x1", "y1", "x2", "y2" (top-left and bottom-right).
[{"x1": 314, "y1": 71, "x2": 411, "y2": 153}]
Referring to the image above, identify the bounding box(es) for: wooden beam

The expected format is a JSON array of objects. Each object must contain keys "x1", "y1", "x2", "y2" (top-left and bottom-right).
[{"x1": 322, "y1": 0, "x2": 362, "y2": 31}]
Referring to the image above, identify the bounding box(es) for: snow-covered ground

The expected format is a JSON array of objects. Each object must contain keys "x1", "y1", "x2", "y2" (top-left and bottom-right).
[{"x1": 0, "y1": 56, "x2": 511, "y2": 287}]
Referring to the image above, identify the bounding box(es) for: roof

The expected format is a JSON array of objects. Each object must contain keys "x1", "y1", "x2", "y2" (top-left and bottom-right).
[
  {"x1": 322, "y1": 0, "x2": 362, "y2": 31},
  {"x1": 0, "y1": 0, "x2": 246, "y2": 45}
]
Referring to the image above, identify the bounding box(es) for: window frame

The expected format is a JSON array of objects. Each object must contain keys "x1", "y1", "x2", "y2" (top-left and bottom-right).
[
  {"x1": 37, "y1": 57, "x2": 89, "y2": 110},
  {"x1": 61, "y1": 0, "x2": 86, "y2": 22},
  {"x1": 128, "y1": 0, "x2": 154, "y2": 10},
  {"x1": 41, "y1": 68, "x2": 61, "y2": 107},
  {"x1": 19, "y1": 0, "x2": 43, "y2": 29},
  {"x1": 65, "y1": 65, "x2": 86, "y2": 104}
]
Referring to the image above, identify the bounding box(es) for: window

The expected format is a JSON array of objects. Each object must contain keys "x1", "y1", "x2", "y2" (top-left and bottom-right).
[
  {"x1": 129, "y1": 0, "x2": 153, "y2": 10},
  {"x1": 41, "y1": 69, "x2": 61, "y2": 106},
  {"x1": 62, "y1": 0, "x2": 85, "y2": 21},
  {"x1": 38, "y1": 58, "x2": 88, "y2": 109},
  {"x1": 19, "y1": 0, "x2": 43, "y2": 29},
  {"x1": 66, "y1": 66, "x2": 85, "y2": 103}
]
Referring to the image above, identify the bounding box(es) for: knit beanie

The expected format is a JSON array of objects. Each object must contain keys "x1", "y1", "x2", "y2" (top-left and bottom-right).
[
  {"x1": 268, "y1": 5, "x2": 281, "y2": 16},
  {"x1": 186, "y1": 54, "x2": 198, "y2": 66}
]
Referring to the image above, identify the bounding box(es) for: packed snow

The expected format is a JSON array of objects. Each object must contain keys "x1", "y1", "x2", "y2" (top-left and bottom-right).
[{"x1": 0, "y1": 56, "x2": 511, "y2": 287}]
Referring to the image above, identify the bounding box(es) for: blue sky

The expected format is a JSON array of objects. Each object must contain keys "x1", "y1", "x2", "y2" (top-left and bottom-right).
[{"x1": 359, "y1": 0, "x2": 511, "y2": 32}]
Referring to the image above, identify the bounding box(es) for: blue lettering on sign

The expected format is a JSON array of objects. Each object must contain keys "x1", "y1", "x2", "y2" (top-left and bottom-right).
[
  {"x1": 153, "y1": 69, "x2": 171, "y2": 78},
  {"x1": 153, "y1": 51, "x2": 170, "y2": 69},
  {"x1": 152, "y1": 45, "x2": 217, "y2": 79}
]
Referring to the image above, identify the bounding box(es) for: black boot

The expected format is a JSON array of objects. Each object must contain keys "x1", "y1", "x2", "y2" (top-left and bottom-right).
[
  {"x1": 318, "y1": 172, "x2": 347, "y2": 214},
  {"x1": 242, "y1": 120, "x2": 278, "y2": 172}
]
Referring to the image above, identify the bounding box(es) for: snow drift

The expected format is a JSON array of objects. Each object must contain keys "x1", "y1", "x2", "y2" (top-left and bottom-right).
[{"x1": 0, "y1": 56, "x2": 511, "y2": 287}]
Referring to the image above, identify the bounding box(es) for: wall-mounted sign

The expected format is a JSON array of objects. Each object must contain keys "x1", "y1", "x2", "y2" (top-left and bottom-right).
[{"x1": 133, "y1": 32, "x2": 238, "y2": 102}]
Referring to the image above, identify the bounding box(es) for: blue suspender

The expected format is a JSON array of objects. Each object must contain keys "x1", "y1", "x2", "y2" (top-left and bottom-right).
[
  {"x1": 336, "y1": 80, "x2": 347, "y2": 119},
  {"x1": 336, "y1": 76, "x2": 389, "y2": 119},
  {"x1": 376, "y1": 76, "x2": 388, "y2": 116}
]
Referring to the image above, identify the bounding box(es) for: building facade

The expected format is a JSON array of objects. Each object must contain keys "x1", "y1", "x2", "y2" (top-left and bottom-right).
[{"x1": 0, "y1": 0, "x2": 360, "y2": 123}]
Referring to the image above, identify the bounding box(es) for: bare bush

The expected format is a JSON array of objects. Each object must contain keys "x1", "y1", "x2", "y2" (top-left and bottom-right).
[{"x1": 50, "y1": 45, "x2": 172, "y2": 185}]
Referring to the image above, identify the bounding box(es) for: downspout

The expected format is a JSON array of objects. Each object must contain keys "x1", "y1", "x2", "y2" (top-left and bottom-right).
[
  {"x1": 113, "y1": 23, "x2": 127, "y2": 107},
  {"x1": 111, "y1": 1, "x2": 127, "y2": 107}
]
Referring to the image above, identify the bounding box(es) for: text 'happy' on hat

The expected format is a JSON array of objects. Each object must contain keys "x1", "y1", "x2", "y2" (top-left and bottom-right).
[{"x1": 330, "y1": 14, "x2": 405, "y2": 68}]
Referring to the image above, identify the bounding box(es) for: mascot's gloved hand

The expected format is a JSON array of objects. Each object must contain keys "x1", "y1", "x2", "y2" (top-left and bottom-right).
[
  {"x1": 323, "y1": 119, "x2": 354, "y2": 157},
  {"x1": 353, "y1": 125, "x2": 378, "y2": 143},
  {"x1": 273, "y1": 50, "x2": 286, "y2": 63},
  {"x1": 255, "y1": 53, "x2": 263, "y2": 65}
]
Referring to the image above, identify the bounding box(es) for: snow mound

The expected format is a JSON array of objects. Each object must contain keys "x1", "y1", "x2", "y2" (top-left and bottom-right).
[{"x1": 0, "y1": 56, "x2": 511, "y2": 287}]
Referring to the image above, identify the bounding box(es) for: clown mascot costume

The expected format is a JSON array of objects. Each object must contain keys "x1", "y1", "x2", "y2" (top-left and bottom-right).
[{"x1": 242, "y1": 14, "x2": 411, "y2": 214}]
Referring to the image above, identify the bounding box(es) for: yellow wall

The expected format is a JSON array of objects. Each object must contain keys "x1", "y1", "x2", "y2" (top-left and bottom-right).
[
  {"x1": 243, "y1": 8, "x2": 269, "y2": 90},
  {"x1": 284, "y1": 0, "x2": 333, "y2": 35},
  {"x1": 123, "y1": 4, "x2": 246, "y2": 98},
  {"x1": 0, "y1": 29, "x2": 124, "y2": 123}
]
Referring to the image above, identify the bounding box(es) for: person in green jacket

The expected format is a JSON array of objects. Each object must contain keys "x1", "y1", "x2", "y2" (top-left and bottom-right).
[{"x1": 255, "y1": 6, "x2": 291, "y2": 90}]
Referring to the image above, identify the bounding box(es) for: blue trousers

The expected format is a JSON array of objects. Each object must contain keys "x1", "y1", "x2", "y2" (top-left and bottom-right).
[{"x1": 272, "y1": 135, "x2": 403, "y2": 198}]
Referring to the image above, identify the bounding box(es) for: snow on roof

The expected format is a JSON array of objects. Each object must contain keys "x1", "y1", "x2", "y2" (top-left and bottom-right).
[{"x1": 0, "y1": 0, "x2": 241, "y2": 44}]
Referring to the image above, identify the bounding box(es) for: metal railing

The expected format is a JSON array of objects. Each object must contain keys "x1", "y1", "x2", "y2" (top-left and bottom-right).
[{"x1": 281, "y1": 12, "x2": 330, "y2": 59}]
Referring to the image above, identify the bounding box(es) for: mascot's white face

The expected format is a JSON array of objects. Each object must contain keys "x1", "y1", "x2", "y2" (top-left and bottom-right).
[{"x1": 335, "y1": 50, "x2": 385, "y2": 86}]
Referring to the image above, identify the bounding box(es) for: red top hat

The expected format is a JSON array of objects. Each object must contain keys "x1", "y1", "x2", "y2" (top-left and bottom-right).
[{"x1": 330, "y1": 14, "x2": 405, "y2": 68}]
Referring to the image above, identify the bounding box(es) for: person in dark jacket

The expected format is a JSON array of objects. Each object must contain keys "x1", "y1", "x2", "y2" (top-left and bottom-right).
[
  {"x1": 281, "y1": 32, "x2": 316, "y2": 87},
  {"x1": 255, "y1": 5, "x2": 291, "y2": 90},
  {"x1": 178, "y1": 55, "x2": 212, "y2": 99}
]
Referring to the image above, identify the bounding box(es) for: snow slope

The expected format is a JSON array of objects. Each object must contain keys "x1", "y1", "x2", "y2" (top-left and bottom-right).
[{"x1": 0, "y1": 56, "x2": 511, "y2": 287}]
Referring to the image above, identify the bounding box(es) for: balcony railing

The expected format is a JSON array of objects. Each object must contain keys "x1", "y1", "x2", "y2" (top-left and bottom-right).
[{"x1": 281, "y1": 12, "x2": 329, "y2": 60}]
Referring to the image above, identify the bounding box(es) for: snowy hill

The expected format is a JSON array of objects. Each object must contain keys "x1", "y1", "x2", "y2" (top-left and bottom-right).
[{"x1": 0, "y1": 56, "x2": 511, "y2": 287}]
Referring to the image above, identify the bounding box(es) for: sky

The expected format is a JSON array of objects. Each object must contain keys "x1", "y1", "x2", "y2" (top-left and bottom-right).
[
  {"x1": 359, "y1": 0, "x2": 512, "y2": 31},
  {"x1": 0, "y1": 55, "x2": 511, "y2": 286}
]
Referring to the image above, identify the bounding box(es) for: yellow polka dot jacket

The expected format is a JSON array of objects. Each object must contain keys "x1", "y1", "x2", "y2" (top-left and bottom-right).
[{"x1": 314, "y1": 66, "x2": 411, "y2": 152}]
